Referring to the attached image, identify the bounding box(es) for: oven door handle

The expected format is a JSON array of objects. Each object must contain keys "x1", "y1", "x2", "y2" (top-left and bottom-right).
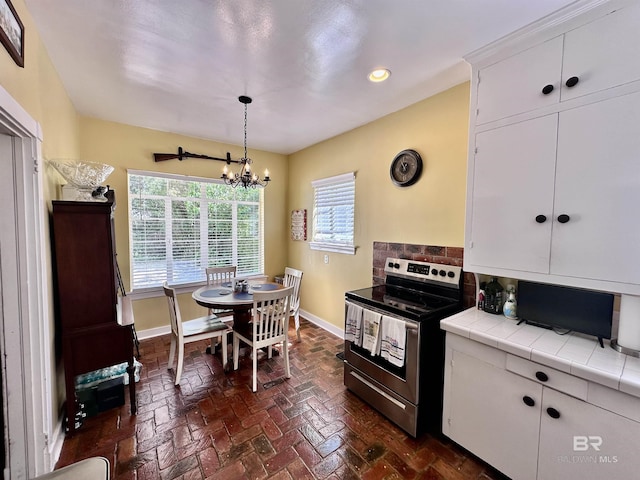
[{"x1": 345, "y1": 300, "x2": 419, "y2": 330}]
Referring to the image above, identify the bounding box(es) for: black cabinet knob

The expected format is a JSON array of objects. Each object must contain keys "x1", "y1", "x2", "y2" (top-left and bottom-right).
[
  {"x1": 557, "y1": 214, "x2": 570, "y2": 224},
  {"x1": 523, "y1": 396, "x2": 536, "y2": 407},
  {"x1": 535, "y1": 215, "x2": 547, "y2": 224},
  {"x1": 547, "y1": 407, "x2": 561, "y2": 419},
  {"x1": 542, "y1": 84, "x2": 554, "y2": 95},
  {"x1": 565, "y1": 76, "x2": 580, "y2": 88},
  {"x1": 535, "y1": 371, "x2": 549, "y2": 382}
]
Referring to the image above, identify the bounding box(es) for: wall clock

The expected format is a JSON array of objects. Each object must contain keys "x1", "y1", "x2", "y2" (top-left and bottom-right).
[{"x1": 390, "y1": 149, "x2": 423, "y2": 187}]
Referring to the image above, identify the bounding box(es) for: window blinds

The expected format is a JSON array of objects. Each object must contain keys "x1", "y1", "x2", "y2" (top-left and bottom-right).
[
  {"x1": 128, "y1": 171, "x2": 263, "y2": 290},
  {"x1": 310, "y1": 172, "x2": 355, "y2": 254}
]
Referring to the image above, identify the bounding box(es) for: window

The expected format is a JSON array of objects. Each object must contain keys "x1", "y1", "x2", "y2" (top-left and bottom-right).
[
  {"x1": 128, "y1": 170, "x2": 263, "y2": 291},
  {"x1": 310, "y1": 172, "x2": 355, "y2": 254}
]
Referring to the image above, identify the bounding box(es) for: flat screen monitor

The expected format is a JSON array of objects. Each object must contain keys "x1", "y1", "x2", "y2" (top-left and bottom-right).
[{"x1": 517, "y1": 281, "x2": 614, "y2": 346}]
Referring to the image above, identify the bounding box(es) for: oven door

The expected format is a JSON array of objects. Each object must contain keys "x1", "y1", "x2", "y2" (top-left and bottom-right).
[{"x1": 344, "y1": 299, "x2": 420, "y2": 404}]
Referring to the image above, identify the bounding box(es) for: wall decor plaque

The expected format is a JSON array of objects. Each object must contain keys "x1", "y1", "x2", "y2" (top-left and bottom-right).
[{"x1": 291, "y1": 209, "x2": 307, "y2": 241}]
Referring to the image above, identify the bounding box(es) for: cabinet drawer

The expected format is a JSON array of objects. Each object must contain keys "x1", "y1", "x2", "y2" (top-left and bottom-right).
[{"x1": 506, "y1": 354, "x2": 587, "y2": 400}]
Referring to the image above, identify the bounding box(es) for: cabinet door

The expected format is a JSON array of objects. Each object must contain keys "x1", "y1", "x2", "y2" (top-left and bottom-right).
[
  {"x1": 447, "y1": 350, "x2": 541, "y2": 480},
  {"x1": 551, "y1": 90, "x2": 640, "y2": 284},
  {"x1": 476, "y1": 36, "x2": 563, "y2": 125},
  {"x1": 538, "y1": 388, "x2": 640, "y2": 480},
  {"x1": 561, "y1": 3, "x2": 640, "y2": 102},
  {"x1": 467, "y1": 115, "x2": 557, "y2": 273}
]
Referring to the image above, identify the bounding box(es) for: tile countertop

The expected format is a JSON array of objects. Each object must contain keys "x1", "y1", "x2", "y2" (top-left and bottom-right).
[{"x1": 440, "y1": 308, "x2": 640, "y2": 400}]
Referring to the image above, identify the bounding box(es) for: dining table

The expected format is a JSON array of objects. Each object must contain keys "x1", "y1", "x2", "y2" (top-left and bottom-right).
[
  {"x1": 192, "y1": 279, "x2": 285, "y2": 368},
  {"x1": 192, "y1": 279, "x2": 284, "y2": 325}
]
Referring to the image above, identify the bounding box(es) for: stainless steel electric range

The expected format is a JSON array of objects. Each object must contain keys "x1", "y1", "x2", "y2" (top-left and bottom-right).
[{"x1": 344, "y1": 257, "x2": 463, "y2": 437}]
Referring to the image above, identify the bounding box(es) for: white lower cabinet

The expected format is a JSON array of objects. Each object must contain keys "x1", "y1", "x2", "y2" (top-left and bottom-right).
[
  {"x1": 443, "y1": 334, "x2": 640, "y2": 480},
  {"x1": 538, "y1": 388, "x2": 639, "y2": 480},
  {"x1": 447, "y1": 349, "x2": 541, "y2": 480}
]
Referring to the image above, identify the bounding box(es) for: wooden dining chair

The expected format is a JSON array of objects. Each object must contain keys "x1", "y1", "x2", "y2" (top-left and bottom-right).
[
  {"x1": 283, "y1": 267, "x2": 304, "y2": 341},
  {"x1": 232, "y1": 286, "x2": 294, "y2": 392},
  {"x1": 205, "y1": 266, "x2": 237, "y2": 318},
  {"x1": 163, "y1": 283, "x2": 232, "y2": 385}
]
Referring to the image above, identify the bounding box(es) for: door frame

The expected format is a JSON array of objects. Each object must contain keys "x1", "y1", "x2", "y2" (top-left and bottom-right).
[{"x1": 0, "y1": 84, "x2": 52, "y2": 477}]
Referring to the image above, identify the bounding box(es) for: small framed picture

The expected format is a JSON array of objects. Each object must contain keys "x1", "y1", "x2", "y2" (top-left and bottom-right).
[
  {"x1": 291, "y1": 209, "x2": 307, "y2": 241},
  {"x1": 0, "y1": 0, "x2": 24, "y2": 67}
]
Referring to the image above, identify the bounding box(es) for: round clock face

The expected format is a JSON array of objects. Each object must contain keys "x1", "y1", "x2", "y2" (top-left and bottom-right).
[{"x1": 390, "y1": 149, "x2": 423, "y2": 187}]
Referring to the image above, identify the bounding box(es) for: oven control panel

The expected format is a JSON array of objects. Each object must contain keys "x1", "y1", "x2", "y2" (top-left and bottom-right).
[{"x1": 384, "y1": 257, "x2": 462, "y2": 286}]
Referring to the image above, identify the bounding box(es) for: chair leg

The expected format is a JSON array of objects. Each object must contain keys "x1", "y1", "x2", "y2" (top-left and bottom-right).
[
  {"x1": 252, "y1": 345, "x2": 258, "y2": 392},
  {"x1": 294, "y1": 312, "x2": 301, "y2": 341},
  {"x1": 221, "y1": 332, "x2": 228, "y2": 368},
  {"x1": 168, "y1": 336, "x2": 177, "y2": 370},
  {"x1": 283, "y1": 338, "x2": 291, "y2": 378},
  {"x1": 233, "y1": 334, "x2": 240, "y2": 371},
  {"x1": 174, "y1": 344, "x2": 184, "y2": 386}
]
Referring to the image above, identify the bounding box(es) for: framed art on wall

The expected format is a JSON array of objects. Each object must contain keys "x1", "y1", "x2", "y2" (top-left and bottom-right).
[
  {"x1": 291, "y1": 209, "x2": 307, "y2": 241},
  {"x1": 0, "y1": 0, "x2": 24, "y2": 67}
]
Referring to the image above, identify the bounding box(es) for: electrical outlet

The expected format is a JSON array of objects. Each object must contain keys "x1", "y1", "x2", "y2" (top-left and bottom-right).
[{"x1": 324, "y1": 254, "x2": 329, "y2": 264}]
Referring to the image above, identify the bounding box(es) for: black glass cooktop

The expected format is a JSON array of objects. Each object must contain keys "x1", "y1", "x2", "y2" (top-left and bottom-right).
[{"x1": 345, "y1": 284, "x2": 461, "y2": 321}]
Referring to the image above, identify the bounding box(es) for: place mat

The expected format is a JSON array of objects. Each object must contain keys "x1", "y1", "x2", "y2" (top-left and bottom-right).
[
  {"x1": 200, "y1": 288, "x2": 232, "y2": 297},
  {"x1": 253, "y1": 283, "x2": 280, "y2": 291}
]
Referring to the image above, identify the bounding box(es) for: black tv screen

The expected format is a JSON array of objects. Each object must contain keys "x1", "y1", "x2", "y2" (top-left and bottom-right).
[{"x1": 517, "y1": 281, "x2": 614, "y2": 343}]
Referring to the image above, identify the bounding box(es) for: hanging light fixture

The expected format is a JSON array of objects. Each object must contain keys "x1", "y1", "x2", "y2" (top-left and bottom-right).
[{"x1": 221, "y1": 96, "x2": 270, "y2": 188}]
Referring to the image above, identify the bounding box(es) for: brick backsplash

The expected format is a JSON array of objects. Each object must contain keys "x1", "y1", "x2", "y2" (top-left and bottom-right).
[{"x1": 373, "y1": 241, "x2": 475, "y2": 309}]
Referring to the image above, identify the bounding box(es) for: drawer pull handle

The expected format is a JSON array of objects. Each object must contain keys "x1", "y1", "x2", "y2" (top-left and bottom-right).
[
  {"x1": 547, "y1": 407, "x2": 561, "y2": 419},
  {"x1": 535, "y1": 214, "x2": 547, "y2": 224},
  {"x1": 565, "y1": 76, "x2": 580, "y2": 88},
  {"x1": 522, "y1": 396, "x2": 536, "y2": 407},
  {"x1": 535, "y1": 371, "x2": 549, "y2": 382},
  {"x1": 541, "y1": 84, "x2": 554, "y2": 95}
]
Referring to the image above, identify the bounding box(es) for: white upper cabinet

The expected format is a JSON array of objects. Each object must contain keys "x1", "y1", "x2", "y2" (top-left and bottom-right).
[
  {"x1": 476, "y1": 37, "x2": 563, "y2": 125},
  {"x1": 464, "y1": 0, "x2": 640, "y2": 294},
  {"x1": 551, "y1": 90, "x2": 640, "y2": 284},
  {"x1": 561, "y1": 3, "x2": 640, "y2": 102},
  {"x1": 474, "y1": 1, "x2": 640, "y2": 126},
  {"x1": 467, "y1": 115, "x2": 557, "y2": 273}
]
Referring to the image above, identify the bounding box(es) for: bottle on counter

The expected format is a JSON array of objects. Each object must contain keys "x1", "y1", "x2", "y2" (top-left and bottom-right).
[
  {"x1": 503, "y1": 285, "x2": 518, "y2": 320},
  {"x1": 483, "y1": 277, "x2": 504, "y2": 315},
  {"x1": 477, "y1": 282, "x2": 486, "y2": 310}
]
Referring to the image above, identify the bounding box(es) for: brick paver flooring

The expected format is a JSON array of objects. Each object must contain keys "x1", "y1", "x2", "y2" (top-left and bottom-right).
[{"x1": 56, "y1": 318, "x2": 507, "y2": 479}]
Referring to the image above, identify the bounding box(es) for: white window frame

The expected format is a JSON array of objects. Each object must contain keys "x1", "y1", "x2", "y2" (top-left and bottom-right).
[
  {"x1": 310, "y1": 172, "x2": 356, "y2": 254},
  {"x1": 127, "y1": 169, "x2": 264, "y2": 295}
]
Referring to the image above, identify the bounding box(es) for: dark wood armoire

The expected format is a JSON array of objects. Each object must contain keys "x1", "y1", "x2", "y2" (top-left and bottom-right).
[{"x1": 52, "y1": 190, "x2": 136, "y2": 434}]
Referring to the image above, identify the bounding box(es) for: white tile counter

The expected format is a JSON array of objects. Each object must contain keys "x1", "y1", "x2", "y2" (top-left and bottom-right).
[{"x1": 440, "y1": 307, "x2": 640, "y2": 399}]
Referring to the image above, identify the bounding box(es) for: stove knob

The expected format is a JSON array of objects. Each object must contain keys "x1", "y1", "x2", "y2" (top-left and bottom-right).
[
  {"x1": 388, "y1": 262, "x2": 394, "y2": 268},
  {"x1": 447, "y1": 271, "x2": 455, "y2": 278},
  {"x1": 439, "y1": 269, "x2": 446, "y2": 276},
  {"x1": 394, "y1": 263, "x2": 400, "y2": 269},
  {"x1": 432, "y1": 270, "x2": 439, "y2": 276}
]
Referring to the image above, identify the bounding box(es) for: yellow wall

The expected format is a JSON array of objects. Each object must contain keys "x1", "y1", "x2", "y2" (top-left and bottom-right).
[
  {"x1": 78, "y1": 117, "x2": 289, "y2": 330},
  {"x1": 287, "y1": 82, "x2": 470, "y2": 329},
  {"x1": 0, "y1": 0, "x2": 82, "y2": 425}
]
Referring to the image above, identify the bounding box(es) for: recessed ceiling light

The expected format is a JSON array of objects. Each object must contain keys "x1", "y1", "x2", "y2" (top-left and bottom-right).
[{"x1": 368, "y1": 68, "x2": 391, "y2": 82}]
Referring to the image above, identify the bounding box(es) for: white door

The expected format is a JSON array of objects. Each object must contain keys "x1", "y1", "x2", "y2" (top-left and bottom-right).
[
  {"x1": 538, "y1": 388, "x2": 640, "y2": 480},
  {"x1": 467, "y1": 114, "x2": 557, "y2": 273},
  {"x1": 447, "y1": 350, "x2": 541, "y2": 480},
  {"x1": 476, "y1": 36, "x2": 563, "y2": 125},
  {"x1": 551, "y1": 90, "x2": 640, "y2": 284},
  {"x1": 561, "y1": 2, "x2": 640, "y2": 103}
]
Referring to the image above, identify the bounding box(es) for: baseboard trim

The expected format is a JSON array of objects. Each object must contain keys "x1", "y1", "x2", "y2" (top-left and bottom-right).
[{"x1": 136, "y1": 312, "x2": 344, "y2": 340}]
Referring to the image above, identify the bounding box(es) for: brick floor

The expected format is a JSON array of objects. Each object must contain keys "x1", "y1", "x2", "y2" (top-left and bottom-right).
[{"x1": 56, "y1": 318, "x2": 508, "y2": 479}]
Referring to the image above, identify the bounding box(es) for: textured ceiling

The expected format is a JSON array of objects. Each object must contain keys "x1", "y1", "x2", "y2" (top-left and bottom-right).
[{"x1": 25, "y1": 0, "x2": 577, "y2": 155}]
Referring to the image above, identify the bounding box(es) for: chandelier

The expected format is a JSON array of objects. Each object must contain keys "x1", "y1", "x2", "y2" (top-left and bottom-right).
[{"x1": 221, "y1": 96, "x2": 270, "y2": 188}]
